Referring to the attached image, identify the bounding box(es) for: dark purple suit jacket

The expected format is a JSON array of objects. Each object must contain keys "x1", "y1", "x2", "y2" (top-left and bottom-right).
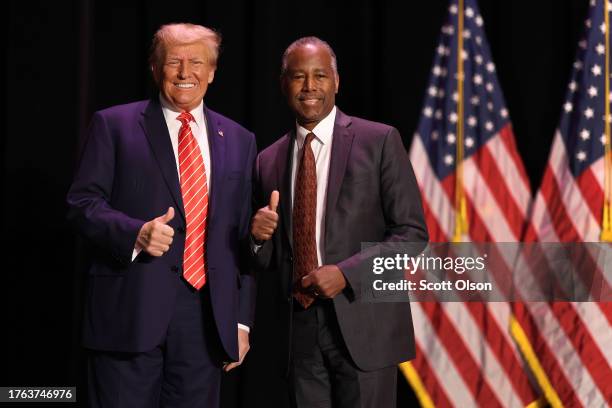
[
  {"x1": 67, "y1": 97, "x2": 256, "y2": 361},
  {"x1": 253, "y1": 109, "x2": 428, "y2": 372}
]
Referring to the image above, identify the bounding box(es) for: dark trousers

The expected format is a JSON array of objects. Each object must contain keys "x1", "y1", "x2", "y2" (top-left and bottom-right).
[
  {"x1": 88, "y1": 277, "x2": 224, "y2": 408},
  {"x1": 290, "y1": 300, "x2": 397, "y2": 408}
]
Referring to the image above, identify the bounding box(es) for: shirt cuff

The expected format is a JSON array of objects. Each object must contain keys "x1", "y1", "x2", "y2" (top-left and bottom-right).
[
  {"x1": 131, "y1": 247, "x2": 141, "y2": 261},
  {"x1": 238, "y1": 323, "x2": 250, "y2": 333}
]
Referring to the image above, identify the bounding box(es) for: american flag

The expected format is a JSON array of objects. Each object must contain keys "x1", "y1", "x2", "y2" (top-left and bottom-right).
[
  {"x1": 512, "y1": 0, "x2": 612, "y2": 406},
  {"x1": 403, "y1": 0, "x2": 540, "y2": 406}
]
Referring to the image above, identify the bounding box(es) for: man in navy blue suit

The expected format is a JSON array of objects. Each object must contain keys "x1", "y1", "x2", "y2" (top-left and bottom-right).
[{"x1": 67, "y1": 23, "x2": 256, "y2": 407}]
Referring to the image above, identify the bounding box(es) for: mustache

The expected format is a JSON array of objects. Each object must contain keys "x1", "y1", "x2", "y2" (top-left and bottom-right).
[{"x1": 297, "y1": 94, "x2": 323, "y2": 100}]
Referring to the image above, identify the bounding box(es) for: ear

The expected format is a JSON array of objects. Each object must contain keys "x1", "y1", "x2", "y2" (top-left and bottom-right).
[
  {"x1": 334, "y1": 74, "x2": 340, "y2": 94},
  {"x1": 151, "y1": 64, "x2": 160, "y2": 84},
  {"x1": 208, "y1": 68, "x2": 216, "y2": 84}
]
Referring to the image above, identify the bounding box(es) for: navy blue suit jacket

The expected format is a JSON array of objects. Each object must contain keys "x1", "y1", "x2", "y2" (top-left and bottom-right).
[{"x1": 67, "y1": 97, "x2": 256, "y2": 360}]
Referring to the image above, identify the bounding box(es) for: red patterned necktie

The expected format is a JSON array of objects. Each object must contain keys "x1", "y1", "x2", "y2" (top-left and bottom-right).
[
  {"x1": 177, "y1": 112, "x2": 208, "y2": 290},
  {"x1": 292, "y1": 132, "x2": 318, "y2": 308}
]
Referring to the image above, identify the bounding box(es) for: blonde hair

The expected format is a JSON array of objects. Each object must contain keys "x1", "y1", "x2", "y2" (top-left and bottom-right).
[{"x1": 149, "y1": 23, "x2": 221, "y2": 68}]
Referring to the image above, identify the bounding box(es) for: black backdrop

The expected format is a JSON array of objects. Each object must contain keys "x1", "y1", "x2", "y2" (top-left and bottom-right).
[{"x1": 4, "y1": 0, "x2": 589, "y2": 406}]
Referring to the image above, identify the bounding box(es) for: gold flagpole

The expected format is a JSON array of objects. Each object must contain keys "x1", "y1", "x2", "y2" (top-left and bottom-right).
[
  {"x1": 602, "y1": 0, "x2": 612, "y2": 242},
  {"x1": 453, "y1": 0, "x2": 468, "y2": 242}
]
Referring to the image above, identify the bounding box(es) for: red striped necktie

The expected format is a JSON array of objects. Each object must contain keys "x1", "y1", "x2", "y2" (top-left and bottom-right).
[{"x1": 177, "y1": 112, "x2": 208, "y2": 290}]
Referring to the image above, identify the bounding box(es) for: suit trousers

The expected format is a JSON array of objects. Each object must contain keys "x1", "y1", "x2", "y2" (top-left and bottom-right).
[
  {"x1": 87, "y1": 275, "x2": 225, "y2": 408},
  {"x1": 289, "y1": 299, "x2": 397, "y2": 408}
]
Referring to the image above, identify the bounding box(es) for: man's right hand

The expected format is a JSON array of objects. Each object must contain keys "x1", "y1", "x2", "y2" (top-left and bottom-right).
[
  {"x1": 251, "y1": 191, "x2": 279, "y2": 242},
  {"x1": 136, "y1": 207, "x2": 175, "y2": 256}
]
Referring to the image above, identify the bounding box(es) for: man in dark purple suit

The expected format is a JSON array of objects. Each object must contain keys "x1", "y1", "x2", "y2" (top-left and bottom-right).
[
  {"x1": 250, "y1": 37, "x2": 428, "y2": 407},
  {"x1": 67, "y1": 23, "x2": 255, "y2": 407}
]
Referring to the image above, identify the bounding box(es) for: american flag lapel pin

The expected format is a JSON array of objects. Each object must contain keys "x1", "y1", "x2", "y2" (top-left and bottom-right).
[{"x1": 218, "y1": 129, "x2": 224, "y2": 137}]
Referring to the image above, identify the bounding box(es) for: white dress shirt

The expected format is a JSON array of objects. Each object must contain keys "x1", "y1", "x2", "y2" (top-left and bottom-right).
[
  {"x1": 290, "y1": 106, "x2": 337, "y2": 266},
  {"x1": 159, "y1": 95, "x2": 212, "y2": 188}
]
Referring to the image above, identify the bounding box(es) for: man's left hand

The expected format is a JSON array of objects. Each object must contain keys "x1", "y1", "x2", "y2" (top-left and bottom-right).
[
  {"x1": 223, "y1": 327, "x2": 250, "y2": 372},
  {"x1": 301, "y1": 265, "x2": 347, "y2": 299}
]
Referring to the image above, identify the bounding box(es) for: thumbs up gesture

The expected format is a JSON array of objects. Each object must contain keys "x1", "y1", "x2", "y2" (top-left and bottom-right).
[
  {"x1": 251, "y1": 191, "x2": 279, "y2": 242},
  {"x1": 136, "y1": 207, "x2": 175, "y2": 256}
]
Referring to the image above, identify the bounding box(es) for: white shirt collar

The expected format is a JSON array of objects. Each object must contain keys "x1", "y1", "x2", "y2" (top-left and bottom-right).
[
  {"x1": 295, "y1": 106, "x2": 337, "y2": 147},
  {"x1": 159, "y1": 93, "x2": 205, "y2": 129}
]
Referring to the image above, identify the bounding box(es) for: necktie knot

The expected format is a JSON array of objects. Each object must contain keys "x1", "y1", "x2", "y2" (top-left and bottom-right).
[
  {"x1": 305, "y1": 132, "x2": 316, "y2": 147},
  {"x1": 177, "y1": 111, "x2": 195, "y2": 126}
]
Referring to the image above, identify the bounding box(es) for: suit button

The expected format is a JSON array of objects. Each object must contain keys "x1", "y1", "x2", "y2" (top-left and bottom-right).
[
  {"x1": 177, "y1": 226, "x2": 185, "y2": 234},
  {"x1": 288, "y1": 255, "x2": 293, "y2": 262},
  {"x1": 170, "y1": 266, "x2": 179, "y2": 273}
]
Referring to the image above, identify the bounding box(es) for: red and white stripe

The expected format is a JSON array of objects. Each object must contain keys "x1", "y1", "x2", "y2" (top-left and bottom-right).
[
  {"x1": 407, "y1": 124, "x2": 540, "y2": 407},
  {"x1": 178, "y1": 113, "x2": 208, "y2": 290},
  {"x1": 515, "y1": 130, "x2": 612, "y2": 407}
]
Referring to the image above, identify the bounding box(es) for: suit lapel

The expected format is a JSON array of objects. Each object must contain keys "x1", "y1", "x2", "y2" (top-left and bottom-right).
[
  {"x1": 277, "y1": 132, "x2": 295, "y2": 250},
  {"x1": 141, "y1": 98, "x2": 186, "y2": 221},
  {"x1": 204, "y1": 106, "x2": 226, "y2": 225},
  {"x1": 274, "y1": 132, "x2": 294, "y2": 298},
  {"x1": 324, "y1": 110, "x2": 354, "y2": 247}
]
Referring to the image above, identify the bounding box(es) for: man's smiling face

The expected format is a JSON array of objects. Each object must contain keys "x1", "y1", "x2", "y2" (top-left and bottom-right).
[
  {"x1": 154, "y1": 41, "x2": 215, "y2": 112},
  {"x1": 282, "y1": 43, "x2": 339, "y2": 130}
]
